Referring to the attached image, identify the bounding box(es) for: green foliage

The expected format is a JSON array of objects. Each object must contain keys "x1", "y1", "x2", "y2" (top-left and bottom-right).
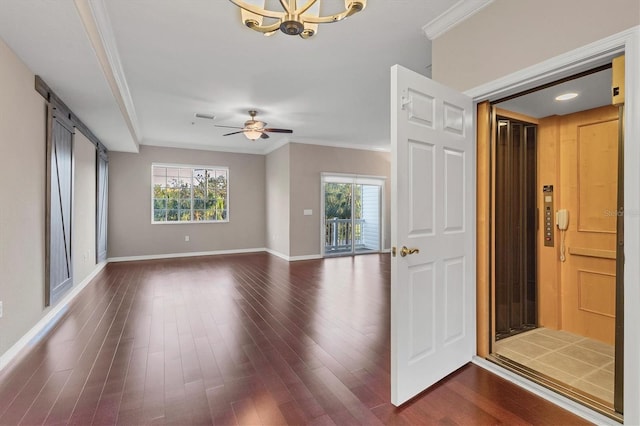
[
  {"x1": 324, "y1": 183, "x2": 366, "y2": 247},
  {"x1": 324, "y1": 183, "x2": 362, "y2": 219}
]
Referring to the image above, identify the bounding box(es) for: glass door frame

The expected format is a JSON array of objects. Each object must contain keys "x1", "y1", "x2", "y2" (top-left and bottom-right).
[{"x1": 320, "y1": 173, "x2": 385, "y2": 257}]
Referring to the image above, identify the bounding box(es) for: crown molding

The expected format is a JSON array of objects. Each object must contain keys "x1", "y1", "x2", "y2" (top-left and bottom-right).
[
  {"x1": 74, "y1": 0, "x2": 141, "y2": 148},
  {"x1": 141, "y1": 138, "x2": 271, "y2": 156},
  {"x1": 422, "y1": 0, "x2": 494, "y2": 40},
  {"x1": 287, "y1": 139, "x2": 391, "y2": 153},
  {"x1": 142, "y1": 136, "x2": 391, "y2": 156},
  {"x1": 266, "y1": 138, "x2": 392, "y2": 155}
]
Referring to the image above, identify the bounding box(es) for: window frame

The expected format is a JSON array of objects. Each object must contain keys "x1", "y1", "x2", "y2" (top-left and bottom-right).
[{"x1": 151, "y1": 163, "x2": 229, "y2": 224}]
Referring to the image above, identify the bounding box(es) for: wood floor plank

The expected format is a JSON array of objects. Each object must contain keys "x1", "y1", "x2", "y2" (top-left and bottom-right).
[{"x1": 0, "y1": 253, "x2": 592, "y2": 425}]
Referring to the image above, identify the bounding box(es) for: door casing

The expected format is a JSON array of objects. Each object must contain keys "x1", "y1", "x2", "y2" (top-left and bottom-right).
[{"x1": 468, "y1": 27, "x2": 639, "y2": 424}]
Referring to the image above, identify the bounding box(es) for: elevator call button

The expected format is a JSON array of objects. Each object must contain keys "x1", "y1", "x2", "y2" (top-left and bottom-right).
[{"x1": 543, "y1": 185, "x2": 554, "y2": 247}]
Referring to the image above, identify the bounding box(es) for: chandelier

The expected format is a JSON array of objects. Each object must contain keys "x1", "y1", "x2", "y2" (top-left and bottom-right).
[{"x1": 229, "y1": 0, "x2": 367, "y2": 39}]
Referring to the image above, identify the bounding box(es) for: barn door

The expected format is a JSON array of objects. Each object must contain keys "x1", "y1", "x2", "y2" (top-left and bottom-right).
[
  {"x1": 96, "y1": 147, "x2": 108, "y2": 263},
  {"x1": 46, "y1": 106, "x2": 74, "y2": 306}
]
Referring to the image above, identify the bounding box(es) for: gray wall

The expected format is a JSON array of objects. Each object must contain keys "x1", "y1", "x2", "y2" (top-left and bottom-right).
[
  {"x1": 0, "y1": 37, "x2": 47, "y2": 356},
  {"x1": 108, "y1": 145, "x2": 266, "y2": 258},
  {"x1": 265, "y1": 144, "x2": 290, "y2": 256},
  {"x1": 0, "y1": 38, "x2": 101, "y2": 357},
  {"x1": 289, "y1": 143, "x2": 391, "y2": 257},
  {"x1": 432, "y1": 0, "x2": 640, "y2": 91},
  {"x1": 73, "y1": 131, "x2": 97, "y2": 282},
  {"x1": 107, "y1": 142, "x2": 390, "y2": 261}
]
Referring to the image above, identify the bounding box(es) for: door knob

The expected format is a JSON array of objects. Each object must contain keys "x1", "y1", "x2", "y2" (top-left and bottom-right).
[{"x1": 400, "y1": 246, "x2": 420, "y2": 257}]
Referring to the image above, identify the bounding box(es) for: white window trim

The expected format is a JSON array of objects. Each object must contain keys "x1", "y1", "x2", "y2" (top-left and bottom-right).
[{"x1": 151, "y1": 162, "x2": 230, "y2": 224}]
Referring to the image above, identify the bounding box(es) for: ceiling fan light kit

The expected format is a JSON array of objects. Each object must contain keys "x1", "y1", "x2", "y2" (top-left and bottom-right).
[
  {"x1": 216, "y1": 110, "x2": 293, "y2": 141},
  {"x1": 244, "y1": 126, "x2": 263, "y2": 141},
  {"x1": 229, "y1": 0, "x2": 367, "y2": 39}
]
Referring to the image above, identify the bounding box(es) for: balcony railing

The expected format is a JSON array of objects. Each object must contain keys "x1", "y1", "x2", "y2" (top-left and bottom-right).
[{"x1": 325, "y1": 218, "x2": 365, "y2": 253}]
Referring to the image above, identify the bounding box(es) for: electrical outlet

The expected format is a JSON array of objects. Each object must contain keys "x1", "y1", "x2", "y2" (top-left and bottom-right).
[
  {"x1": 0, "y1": 301, "x2": 3, "y2": 318},
  {"x1": 185, "y1": 235, "x2": 190, "y2": 242}
]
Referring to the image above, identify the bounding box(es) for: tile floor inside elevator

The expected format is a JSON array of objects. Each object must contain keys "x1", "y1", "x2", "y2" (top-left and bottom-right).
[{"x1": 493, "y1": 327, "x2": 614, "y2": 406}]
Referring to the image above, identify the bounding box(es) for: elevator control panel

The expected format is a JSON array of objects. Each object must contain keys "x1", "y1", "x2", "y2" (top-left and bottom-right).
[{"x1": 543, "y1": 185, "x2": 554, "y2": 247}]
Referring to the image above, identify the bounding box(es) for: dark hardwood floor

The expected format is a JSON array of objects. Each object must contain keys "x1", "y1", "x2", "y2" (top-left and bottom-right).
[{"x1": 0, "y1": 253, "x2": 589, "y2": 425}]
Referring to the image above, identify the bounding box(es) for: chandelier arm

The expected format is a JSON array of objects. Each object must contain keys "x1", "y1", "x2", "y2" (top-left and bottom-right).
[
  {"x1": 344, "y1": 3, "x2": 364, "y2": 18},
  {"x1": 278, "y1": 0, "x2": 293, "y2": 14},
  {"x1": 294, "y1": 0, "x2": 317, "y2": 16},
  {"x1": 302, "y1": 2, "x2": 365, "y2": 24},
  {"x1": 246, "y1": 20, "x2": 282, "y2": 34},
  {"x1": 302, "y1": 12, "x2": 350, "y2": 24},
  {"x1": 228, "y1": 0, "x2": 284, "y2": 19}
]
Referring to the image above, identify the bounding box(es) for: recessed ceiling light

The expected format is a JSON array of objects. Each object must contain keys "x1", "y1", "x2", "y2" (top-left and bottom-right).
[{"x1": 555, "y1": 92, "x2": 578, "y2": 101}]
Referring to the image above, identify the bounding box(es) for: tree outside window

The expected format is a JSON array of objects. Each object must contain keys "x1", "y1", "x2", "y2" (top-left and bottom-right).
[{"x1": 152, "y1": 164, "x2": 228, "y2": 223}]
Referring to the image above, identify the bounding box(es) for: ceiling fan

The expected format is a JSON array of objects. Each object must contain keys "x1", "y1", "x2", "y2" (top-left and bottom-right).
[{"x1": 215, "y1": 110, "x2": 293, "y2": 140}]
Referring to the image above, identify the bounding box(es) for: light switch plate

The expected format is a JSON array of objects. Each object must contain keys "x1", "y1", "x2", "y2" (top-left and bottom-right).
[{"x1": 304, "y1": 209, "x2": 313, "y2": 216}]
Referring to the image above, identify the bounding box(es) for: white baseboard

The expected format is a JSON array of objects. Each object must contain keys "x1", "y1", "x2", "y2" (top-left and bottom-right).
[
  {"x1": 289, "y1": 254, "x2": 323, "y2": 262},
  {"x1": 264, "y1": 248, "x2": 322, "y2": 262},
  {"x1": 0, "y1": 261, "x2": 108, "y2": 372},
  {"x1": 110, "y1": 248, "x2": 385, "y2": 264},
  {"x1": 264, "y1": 248, "x2": 290, "y2": 261},
  {"x1": 472, "y1": 356, "x2": 618, "y2": 425},
  {"x1": 107, "y1": 247, "x2": 265, "y2": 263}
]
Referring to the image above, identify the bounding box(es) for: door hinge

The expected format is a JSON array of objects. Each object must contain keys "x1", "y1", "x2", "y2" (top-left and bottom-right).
[{"x1": 401, "y1": 96, "x2": 412, "y2": 110}]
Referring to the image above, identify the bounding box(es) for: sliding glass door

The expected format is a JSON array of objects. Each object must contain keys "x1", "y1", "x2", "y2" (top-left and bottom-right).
[{"x1": 322, "y1": 174, "x2": 383, "y2": 257}]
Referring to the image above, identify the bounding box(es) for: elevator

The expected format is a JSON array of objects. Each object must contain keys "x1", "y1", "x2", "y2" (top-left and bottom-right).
[{"x1": 483, "y1": 61, "x2": 625, "y2": 420}]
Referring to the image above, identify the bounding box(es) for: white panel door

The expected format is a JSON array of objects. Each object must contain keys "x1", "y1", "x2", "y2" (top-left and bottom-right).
[{"x1": 390, "y1": 65, "x2": 475, "y2": 405}]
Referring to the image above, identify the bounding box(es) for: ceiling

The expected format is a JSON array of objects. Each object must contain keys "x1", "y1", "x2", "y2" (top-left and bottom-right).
[
  {"x1": 0, "y1": 1, "x2": 611, "y2": 155},
  {"x1": 496, "y1": 68, "x2": 613, "y2": 119},
  {"x1": 0, "y1": 0, "x2": 497, "y2": 154}
]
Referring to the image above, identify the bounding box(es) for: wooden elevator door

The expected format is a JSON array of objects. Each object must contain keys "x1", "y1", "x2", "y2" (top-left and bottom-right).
[{"x1": 558, "y1": 105, "x2": 618, "y2": 345}]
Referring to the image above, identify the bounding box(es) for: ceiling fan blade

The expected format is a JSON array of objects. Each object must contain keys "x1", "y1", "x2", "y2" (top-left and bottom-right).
[
  {"x1": 222, "y1": 130, "x2": 245, "y2": 136},
  {"x1": 260, "y1": 132, "x2": 270, "y2": 139},
  {"x1": 215, "y1": 125, "x2": 244, "y2": 130},
  {"x1": 263, "y1": 128, "x2": 293, "y2": 133}
]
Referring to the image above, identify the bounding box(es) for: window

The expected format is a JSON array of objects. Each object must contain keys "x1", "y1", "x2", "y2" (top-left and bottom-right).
[{"x1": 152, "y1": 164, "x2": 228, "y2": 223}]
